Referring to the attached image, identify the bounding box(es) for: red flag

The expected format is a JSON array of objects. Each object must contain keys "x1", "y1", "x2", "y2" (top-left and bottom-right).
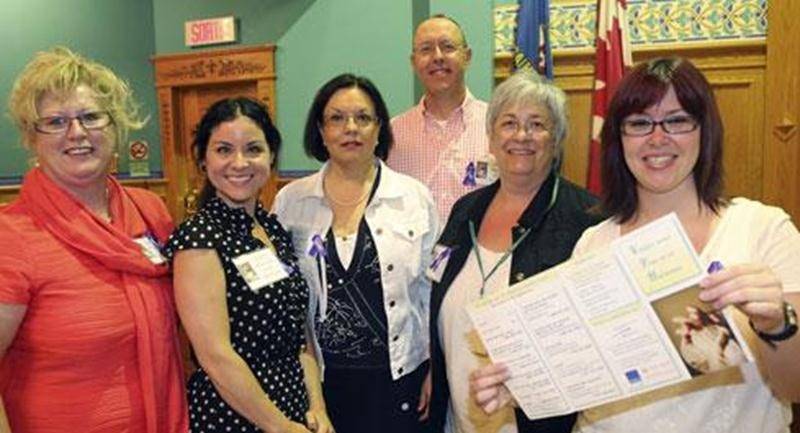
[{"x1": 587, "y1": 0, "x2": 632, "y2": 195}]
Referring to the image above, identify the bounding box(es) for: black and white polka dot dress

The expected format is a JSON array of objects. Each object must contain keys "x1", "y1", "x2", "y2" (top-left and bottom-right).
[{"x1": 164, "y1": 197, "x2": 309, "y2": 432}]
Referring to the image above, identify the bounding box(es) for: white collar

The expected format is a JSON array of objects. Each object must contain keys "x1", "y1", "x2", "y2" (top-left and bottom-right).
[{"x1": 292, "y1": 159, "x2": 405, "y2": 204}]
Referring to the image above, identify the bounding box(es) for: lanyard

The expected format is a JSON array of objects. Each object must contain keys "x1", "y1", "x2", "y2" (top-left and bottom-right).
[
  {"x1": 469, "y1": 221, "x2": 531, "y2": 298},
  {"x1": 469, "y1": 175, "x2": 561, "y2": 297}
]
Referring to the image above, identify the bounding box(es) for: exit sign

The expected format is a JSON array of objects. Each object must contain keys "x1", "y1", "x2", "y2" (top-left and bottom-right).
[{"x1": 185, "y1": 16, "x2": 236, "y2": 47}]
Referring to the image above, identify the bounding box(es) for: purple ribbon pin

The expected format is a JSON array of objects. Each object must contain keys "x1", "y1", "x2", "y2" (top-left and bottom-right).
[
  {"x1": 430, "y1": 247, "x2": 452, "y2": 271},
  {"x1": 307, "y1": 234, "x2": 326, "y2": 258},
  {"x1": 707, "y1": 260, "x2": 724, "y2": 274},
  {"x1": 462, "y1": 161, "x2": 477, "y2": 187},
  {"x1": 280, "y1": 261, "x2": 294, "y2": 275}
]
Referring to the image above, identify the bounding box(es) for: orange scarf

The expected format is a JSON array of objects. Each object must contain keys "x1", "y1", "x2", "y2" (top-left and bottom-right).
[{"x1": 19, "y1": 168, "x2": 188, "y2": 433}]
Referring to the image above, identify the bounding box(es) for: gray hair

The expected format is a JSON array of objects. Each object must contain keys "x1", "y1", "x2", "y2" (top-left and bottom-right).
[{"x1": 486, "y1": 71, "x2": 569, "y2": 168}]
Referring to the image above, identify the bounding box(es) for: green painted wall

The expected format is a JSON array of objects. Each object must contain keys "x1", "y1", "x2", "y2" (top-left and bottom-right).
[
  {"x1": 0, "y1": 0, "x2": 160, "y2": 179},
  {"x1": 0, "y1": 0, "x2": 496, "y2": 179},
  {"x1": 152, "y1": 0, "x2": 495, "y2": 172},
  {"x1": 152, "y1": 0, "x2": 317, "y2": 53},
  {"x1": 430, "y1": 0, "x2": 494, "y2": 103},
  {"x1": 271, "y1": 1, "x2": 416, "y2": 171}
]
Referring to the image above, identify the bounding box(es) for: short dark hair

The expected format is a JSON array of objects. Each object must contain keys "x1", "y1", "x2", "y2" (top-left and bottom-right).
[
  {"x1": 303, "y1": 73, "x2": 393, "y2": 162},
  {"x1": 600, "y1": 57, "x2": 726, "y2": 223},
  {"x1": 192, "y1": 97, "x2": 281, "y2": 207}
]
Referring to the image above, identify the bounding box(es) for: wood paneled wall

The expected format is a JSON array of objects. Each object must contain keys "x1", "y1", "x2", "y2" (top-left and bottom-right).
[
  {"x1": 495, "y1": 41, "x2": 767, "y2": 205},
  {"x1": 763, "y1": 0, "x2": 800, "y2": 231}
]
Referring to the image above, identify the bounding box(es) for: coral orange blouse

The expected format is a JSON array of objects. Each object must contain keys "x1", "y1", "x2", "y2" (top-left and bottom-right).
[{"x1": 0, "y1": 169, "x2": 187, "y2": 433}]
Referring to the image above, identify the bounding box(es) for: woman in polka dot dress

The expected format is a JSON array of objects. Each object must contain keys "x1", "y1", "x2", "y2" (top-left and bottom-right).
[{"x1": 165, "y1": 98, "x2": 333, "y2": 433}]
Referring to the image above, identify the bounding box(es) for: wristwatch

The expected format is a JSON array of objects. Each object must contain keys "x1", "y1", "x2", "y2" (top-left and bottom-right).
[{"x1": 750, "y1": 302, "x2": 798, "y2": 348}]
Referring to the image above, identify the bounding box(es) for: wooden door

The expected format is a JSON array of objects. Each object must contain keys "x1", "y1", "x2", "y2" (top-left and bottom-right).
[
  {"x1": 152, "y1": 45, "x2": 277, "y2": 222},
  {"x1": 176, "y1": 81, "x2": 258, "y2": 216}
]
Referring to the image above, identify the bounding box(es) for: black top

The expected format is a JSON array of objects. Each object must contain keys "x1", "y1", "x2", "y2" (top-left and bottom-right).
[
  {"x1": 428, "y1": 172, "x2": 604, "y2": 433},
  {"x1": 164, "y1": 197, "x2": 310, "y2": 430},
  {"x1": 317, "y1": 218, "x2": 390, "y2": 369}
]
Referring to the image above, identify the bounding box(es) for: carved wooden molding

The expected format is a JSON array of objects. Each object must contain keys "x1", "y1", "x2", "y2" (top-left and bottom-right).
[
  {"x1": 773, "y1": 117, "x2": 798, "y2": 142},
  {"x1": 152, "y1": 45, "x2": 276, "y2": 87}
]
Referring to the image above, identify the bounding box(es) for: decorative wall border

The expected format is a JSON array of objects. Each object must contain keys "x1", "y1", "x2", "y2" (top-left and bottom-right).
[{"x1": 494, "y1": 0, "x2": 766, "y2": 54}]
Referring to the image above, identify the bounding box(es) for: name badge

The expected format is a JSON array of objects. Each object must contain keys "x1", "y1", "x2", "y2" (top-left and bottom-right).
[
  {"x1": 232, "y1": 248, "x2": 290, "y2": 293},
  {"x1": 426, "y1": 244, "x2": 452, "y2": 283},
  {"x1": 133, "y1": 235, "x2": 166, "y2": 265},
  {"x1": 474, "y1": 155, "x2": 497, "y2": 186}
]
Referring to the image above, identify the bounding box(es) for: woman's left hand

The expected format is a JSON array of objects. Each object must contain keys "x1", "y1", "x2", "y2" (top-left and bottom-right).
[
  {"x1": 699, "y1": 263, "x2": 786, "y2": 333},
  {"x1": 305, "y1": 407, "x2": 334, "y2": 433},
  {"x1": 417, "y1": 369, "x2": 432, "y2": 421}
]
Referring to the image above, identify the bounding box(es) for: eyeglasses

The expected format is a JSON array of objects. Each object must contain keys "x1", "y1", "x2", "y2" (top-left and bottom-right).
[
  {"x1": 496, "y1": 118, "x2": 550, "y2": 137},
  {"x1": 322, "y1": 112, "x2": 378, "y2": 129},
  {"x1": 34, "y1": 111, "x2": 113, "y2": 134},
  {"x1": 413, "y1": 40, "x2": 464, "y2": 57},
  {"x1": 622, "y1": 114, "x2": 699, "y2": 136}
]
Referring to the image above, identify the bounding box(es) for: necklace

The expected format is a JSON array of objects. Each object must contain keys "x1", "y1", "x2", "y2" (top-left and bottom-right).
[{"x1": 323, "y1": 168, "x2": 375, "y2": 207}]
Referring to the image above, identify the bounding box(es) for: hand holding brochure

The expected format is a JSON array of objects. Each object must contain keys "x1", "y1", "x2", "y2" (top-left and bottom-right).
[{"x1": 466, "y1": 213, "x2": 753, "y2": 420}]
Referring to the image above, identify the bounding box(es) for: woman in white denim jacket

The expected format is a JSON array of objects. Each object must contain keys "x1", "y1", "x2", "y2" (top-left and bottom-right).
[{"x1": 272, "y1": 74, "x2": 439, "y2": 433}]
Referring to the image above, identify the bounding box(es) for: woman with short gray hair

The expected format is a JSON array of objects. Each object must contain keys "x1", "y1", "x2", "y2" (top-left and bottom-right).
[
  {"x1": 428, "y1": 71, "x2": 602, "y2": 433},
  {"x1": 485, "y1": 71, "x2": 569, "y2": 166}
]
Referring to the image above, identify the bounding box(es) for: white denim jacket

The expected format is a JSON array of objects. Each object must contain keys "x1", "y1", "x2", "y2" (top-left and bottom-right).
[{"x1": 272, "y1": 160, "x2": 439, "y2": 380}]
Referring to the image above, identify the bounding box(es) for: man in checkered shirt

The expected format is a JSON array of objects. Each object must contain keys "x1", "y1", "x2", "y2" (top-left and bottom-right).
[{"x1": 389, "y1": 15, "x2": 495, "y2": 222}]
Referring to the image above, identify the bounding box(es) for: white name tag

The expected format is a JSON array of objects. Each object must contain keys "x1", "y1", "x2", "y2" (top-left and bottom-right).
[
  {"x1": 232, "y1": 248, "x2": 290, "y2": 293},
  {"x1": 474, "y1": 155, "x2": 498, "y2": 186},
  {"x1": 426, "y1": 244, "x2": 452, "y2": 283},
  {"x1": 133, "y1": 235, "x2": 166, "y2": 265}
]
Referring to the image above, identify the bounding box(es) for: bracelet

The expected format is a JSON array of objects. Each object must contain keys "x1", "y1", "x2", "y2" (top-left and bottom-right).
[{"x1": 749, "y1": 302, "x2": 798, "y2": 349}]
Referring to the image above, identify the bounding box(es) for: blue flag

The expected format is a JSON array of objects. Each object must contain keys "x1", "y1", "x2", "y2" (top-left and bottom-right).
[{"x1": 515, "y1": 0, "x2": 553, "y2": 79}]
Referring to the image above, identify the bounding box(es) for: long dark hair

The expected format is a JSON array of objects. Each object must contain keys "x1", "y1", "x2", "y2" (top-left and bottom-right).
[{"x1": 192, "y1": 97, "x2": 281, "y2": 208}]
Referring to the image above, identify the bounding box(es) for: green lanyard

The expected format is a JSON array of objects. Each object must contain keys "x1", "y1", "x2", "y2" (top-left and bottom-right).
[
  {"x1": 469, "y1": 176, "x2": 561, "y2": 298},
  {"x1": 469, "y1": 221, "x2": 531, "y2": 298}
]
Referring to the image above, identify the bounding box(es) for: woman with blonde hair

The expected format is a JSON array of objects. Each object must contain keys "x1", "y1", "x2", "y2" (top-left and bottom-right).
[{"x1": 0, "y1": 47, "x2": 187, "y2": 432}]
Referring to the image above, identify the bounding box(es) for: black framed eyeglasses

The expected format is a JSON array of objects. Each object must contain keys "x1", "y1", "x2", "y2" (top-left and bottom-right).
[
  {"x1": 34, "y1": 111, "x2": 113, "y2": 134},
  {"x1": 622, "y1": 114, "x2": 699, "y2": 137}
]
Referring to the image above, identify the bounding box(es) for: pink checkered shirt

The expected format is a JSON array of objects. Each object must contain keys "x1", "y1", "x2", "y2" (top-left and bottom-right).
[{"x1": 389, "y1": 90, "x2": 493, "y2": 222}]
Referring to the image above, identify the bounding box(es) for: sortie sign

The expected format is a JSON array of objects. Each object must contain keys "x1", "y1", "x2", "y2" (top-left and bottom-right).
[{"x1": 185, "y1": 16, "x2": 236, "y2": 47}]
